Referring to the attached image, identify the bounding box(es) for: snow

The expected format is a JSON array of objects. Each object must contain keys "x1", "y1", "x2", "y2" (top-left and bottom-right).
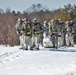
[{"x1": 0, "y1": 45, "x2": 76, "y2": 75}]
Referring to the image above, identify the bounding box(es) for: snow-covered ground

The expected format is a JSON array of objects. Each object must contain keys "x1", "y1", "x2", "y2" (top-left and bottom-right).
[{"x1": 0, "y1": 45, "x2": 76, "y2": 75}]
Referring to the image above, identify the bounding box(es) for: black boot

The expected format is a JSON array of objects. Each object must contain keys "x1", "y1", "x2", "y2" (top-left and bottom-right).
[
  {"x1": 36, "y1": 47, "x2": 39, "y2": 50},
  {"x1": 55, "y1": 46, "x2": 58, "y2": 49},
  {"x1": 23, "y1": 48, "x2": 28, "y2": 50},
  {"x1": 25, "y1": 48, "x2": 28, "y2": 50},
  {"x1": 30, "y1": 46, "x2": 33, "y2": 50},
  {"x1": 51, "y1": 46, "x2": 56, "y2": 48},
  {"x1": 19, "y1": 47, "x2": 24, "y2": 50}
]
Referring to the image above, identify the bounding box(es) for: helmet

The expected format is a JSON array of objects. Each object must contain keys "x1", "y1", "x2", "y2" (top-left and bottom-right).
[
  {"x1": 58, "y1": 19, "x2": 61, "y2": 21},
  {"x1": 18, "y1": 18, "x2": 22, "y2": 22},
  {"x1": 70, "y1": 20, "x2": 74, "y2": 24},
  {"x1": 44, "y1": 21, "x2": 47, "y2": 24},
  {"x1": 23, "y1": 18, "x2": 28, "y2": 21},
  {"x1": 33, "y1": 18, "x2": 37, "y2": 22},
  {"x1": 51, "y1": 19, "x2": 55, "y2": 23},
  {"x1": 66, "y1": 21, "x2": 70, "y2": 24}
]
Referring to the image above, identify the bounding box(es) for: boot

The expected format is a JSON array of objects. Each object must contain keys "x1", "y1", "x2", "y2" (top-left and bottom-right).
[
  {"x1": 30, "y1": 46, "x2": 33, "y2": 50},
  {"x1": 19, "y1": 47, "x2": 24, "y2": 50},
  {"x1": 23, "y1": 48, "x2": 28, "y2": 50},
  {"x1": 36, "y1": 47, "x2": 39, "y2": 50}
]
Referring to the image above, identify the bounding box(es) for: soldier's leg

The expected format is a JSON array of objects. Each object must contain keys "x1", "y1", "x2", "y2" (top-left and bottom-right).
[
  {"x1": 37, "y1": 35, "x2": 40, "y2": 49},
  {"x1": 61, "y1": 34, "x2": 64, "y2": 46},
  {"x1": 66, "y1": 34, "x2": 70, "y2": 46},
  {"x1": 24, "y1": 36, "x2": 28, "y2": 50},
  {"x1": 57, "y1": 33, "x2": 62, "y2": 47},
  {"x1": 58, "y1": 36, "x2": 63, "y2": 47},
  {"x1": 21, "y1": 35, "x2": 25, "y2": 48},
  {"x1": 19, "y1": 35, "x2": 22, "y2": 46},
  {"x1": 19, "y1": 35, "x2": 24, "y2": 49},
  {"x1": 70, "y1": 35, "x2": 74, "y2": 46},
  {"x1": 34, "y1": 36, "x2": 37, "y2": 47},
  {"x1": 55, "y1": 35, "x2": 58, "y2": 48},
  {"x1": 28, "y1": 37, "x2": 33, "y2": 50},
  {"x1": 40, "y1": 33, "x2": 43, "y2": 46},
  {"x1": 22, "y1": 35, "x2": 26, "y2": 48},
  {"x1": 52, "y1": 35, "x2": 56, "y2": 47},
  {"x1": 58, "y1": 37, "x2": 61, "y2": 46},
  {"x1": 35, "y1": 36, "x2": 40, "y2": 50},
  {"x1": 32, "y1": 35, "x2": 35, "y2": 47},
  {"x1": 51, "y1": 35, "x2": 55, "y2": 47}
]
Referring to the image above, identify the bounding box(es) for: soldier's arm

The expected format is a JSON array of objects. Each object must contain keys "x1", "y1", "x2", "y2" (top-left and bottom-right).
[
  {"x1": 49, "y1": 25, "x2": 53, "y2": 35},
  {"x1": 15, "y1": 24, "x2": 21, "y2": 35},
  {"x1": 40, "y1": 24, "x2": 44, "y2": 33},
  {"x1": 20, "y1": 24, "x2": 25, "y2": 35},
  {"x1": 72, "y1": 25, "x2": 75, "y2": 33}
]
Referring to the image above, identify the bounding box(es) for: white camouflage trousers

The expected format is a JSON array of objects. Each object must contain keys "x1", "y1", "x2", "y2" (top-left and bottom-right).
[
  {"x1": 58, "y1": 33, "x2": 64, "y2": 46},
  {"x1": 33, "y1": 35, "x2": 40, "y2": 48},
  {"x1": 23, "y1": 36, "x2": 32, "y2": 49},
  {"x1": 66, "y1": 33, "x2": 74, "y2": 46},
  {"x1": 19, "y1": 35, "x2": 24, "y2": 48}
]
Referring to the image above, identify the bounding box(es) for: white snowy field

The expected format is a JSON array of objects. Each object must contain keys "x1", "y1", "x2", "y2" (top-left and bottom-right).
[{"x1": 0, "y1": 46, "x2": 76, "y2": 75}]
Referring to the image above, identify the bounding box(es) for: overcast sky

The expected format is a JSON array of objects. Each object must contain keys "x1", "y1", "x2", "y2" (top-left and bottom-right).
[{"x1": 0, "y1": 0, "x2": 76, "y2": 12}]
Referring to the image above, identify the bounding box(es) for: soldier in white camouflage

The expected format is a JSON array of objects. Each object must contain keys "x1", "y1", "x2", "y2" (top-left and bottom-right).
[
  {"x1": 50, "y1": 19, "x2": 67, "y2": 48},
  {"x1": 21, "y1": 18, "x2": 33, "y2": 50},
  {"x1": 43, "y1": 20, "x2": 53, "y2": 48},
  {"x1": 65, "y1": 21, "x2": 75, "y2": 47},
  {"x1": 43, "y1": 21, "x2": 50, "y2": 38},
  {"x1": 32, "y1": 18, "x2": 43, "y2": 50},
  {"x1": 50, "y1": 19, "x2": 58, "y2": 48},
  {"x1": 15, "y1": 18, "x2": 24, "y2": 49},
  {"x1": 56, "y1": 19, "x2": 66, "y2": 47}
]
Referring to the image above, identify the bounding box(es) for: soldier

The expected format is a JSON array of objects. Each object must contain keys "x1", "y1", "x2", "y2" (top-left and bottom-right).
[
  {"x1": 32, "y1": 18, "x2": 43, "y2": 50},
  {"x1": 65, "y1": 21, "x2": 75, "y2": 47},
  {"x1": 43, "y1": 21, "x2": 50, "y2": 38},
  {"x1": 50, "y1": 19, "x2": 58, "y2": 48},
  {"x1": 56, "y1": 19, "x2": 65, "y2": 47},
  {"x1": 21, "y1": 18, "x2": 33, "y2": 50},
  {"x1": 15, "y1": 18, "x2": 24, "y2": 49},
  {"x1": 39, "y1": 21, "x2": 44, "y2": 46},
  {"x1": 43, "y1": 20, "x2": 53, "y2": 48}
]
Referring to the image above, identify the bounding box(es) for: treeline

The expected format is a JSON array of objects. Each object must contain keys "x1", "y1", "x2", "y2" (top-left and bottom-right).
[{"x1": 0, "y1": 3, "x2": 76, "y2": 46}]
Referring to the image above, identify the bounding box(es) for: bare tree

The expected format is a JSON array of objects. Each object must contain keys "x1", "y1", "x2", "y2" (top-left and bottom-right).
[
  {"x1": 0, "y1": 8, "x2": 4, "y2": 14},
  {"x1": 6, "y1": 7, "x2": 11, "y2": 13}
]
